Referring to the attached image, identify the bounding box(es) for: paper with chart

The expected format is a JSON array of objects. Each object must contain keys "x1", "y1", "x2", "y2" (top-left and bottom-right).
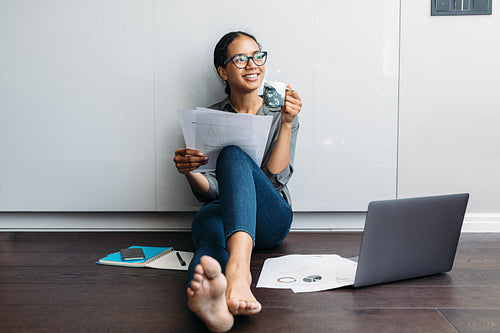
[
  {"x1": 257, "y1": 254, "x2": 358, "y2": 293},
  {"x1": 178, "y1": 108, "x2": 273, "y2": 172}
]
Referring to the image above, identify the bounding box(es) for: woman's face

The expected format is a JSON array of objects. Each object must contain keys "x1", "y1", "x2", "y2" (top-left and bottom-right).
[{"x1": 218, "y1": 36, "x2": 265, "y2": 95}]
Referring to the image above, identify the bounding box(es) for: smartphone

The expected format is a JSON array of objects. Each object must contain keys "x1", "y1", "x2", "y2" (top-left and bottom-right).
[{"x1": 120, "y1": 247, "x2": 145, "y2": 260}]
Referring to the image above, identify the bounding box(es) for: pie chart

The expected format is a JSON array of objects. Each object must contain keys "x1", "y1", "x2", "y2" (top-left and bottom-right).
[{"x1": 303, "y1": 275, "x2": 322, "y2": 283}]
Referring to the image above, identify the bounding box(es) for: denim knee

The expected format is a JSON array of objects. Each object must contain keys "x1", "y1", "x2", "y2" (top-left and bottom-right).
[
  {"x1": 219, "y1": 145, "x2": 243, "y2": 156},
  {"x1": 217, "y1": 145, "x2": 244, "y2": 164},
  {"x1": 216, "y1": 145, "x2": 255, "y2": 174}
]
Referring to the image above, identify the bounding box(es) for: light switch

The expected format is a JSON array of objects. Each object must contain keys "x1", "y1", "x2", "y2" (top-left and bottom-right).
[
  {"x1": 436, "y1": 0, "x2": 452, "y2": 10},
  {"x1": 456, "y1": 0, "x2": 471, "y2": 11},
  {"x1": 474, "y1": 0, "x2": 491, "y2": 10},
  {"x1": 432, "y1": 0, "x2": 492, "y2": 14}
]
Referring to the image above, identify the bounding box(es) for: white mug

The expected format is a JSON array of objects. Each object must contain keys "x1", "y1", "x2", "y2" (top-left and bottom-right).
[{"x1": 263, "y1": 81, "x2": 287, "y2": 108}]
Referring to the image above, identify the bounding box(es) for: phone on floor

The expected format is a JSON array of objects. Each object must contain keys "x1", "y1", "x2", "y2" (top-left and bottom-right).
[{"x1": 120, "y1": 247, "x2": 145, "y2": 260}]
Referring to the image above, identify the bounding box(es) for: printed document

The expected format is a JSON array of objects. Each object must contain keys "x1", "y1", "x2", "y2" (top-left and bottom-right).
[
  {"x1": 257, "y1": 254, "x2": 358, "y2": 293},
  {"x1": 178, "y1": 108, "x2": 273, "y2": 172}
]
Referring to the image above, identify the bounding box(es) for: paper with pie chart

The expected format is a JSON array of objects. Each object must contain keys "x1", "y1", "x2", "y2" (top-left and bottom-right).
[{"x1": 257, "y1": 254, "x2": 358, "y2": 293}]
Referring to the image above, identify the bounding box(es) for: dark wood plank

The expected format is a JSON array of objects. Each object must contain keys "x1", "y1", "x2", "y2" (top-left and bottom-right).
[
  {"x1": 0, "y1": 231, "x2": 195, "y2": 253},
  {"x1": 440, "y1": 309, "x2": 500, "y2": 333},
  {"x1": 234, "y1": 308, "x2": 458, "y2": 333},
  {"x1": 0, "y1": 305, "x2": 207, "y2": 333},
  {"x1": 253, "y1": 285, "x2": 500, "y2": 312}
]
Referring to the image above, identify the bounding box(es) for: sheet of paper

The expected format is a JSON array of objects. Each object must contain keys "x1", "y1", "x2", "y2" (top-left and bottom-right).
[
  {"x1": 178, "y1": 108, "x2": 273, "y2": 172},
  {"x1": 257, "y1": 254, "x2": 358, "y2": 293},
  {"x1": 178, "y1": 109, "x2": 196, "y2": 148}
]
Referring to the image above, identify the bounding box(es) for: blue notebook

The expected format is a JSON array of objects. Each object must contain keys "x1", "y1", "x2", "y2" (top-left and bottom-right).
[{"x1": 97, "y1": 246, "x2": 193, "y2": 271}]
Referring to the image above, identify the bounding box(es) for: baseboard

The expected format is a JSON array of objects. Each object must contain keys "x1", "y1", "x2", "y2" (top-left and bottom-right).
[
  {"x1": 1, "y1": 212, "x2": 499, "y2": 232},
  {"x1": 461, "y1": 214, "x2": 500, "y2": 232}
]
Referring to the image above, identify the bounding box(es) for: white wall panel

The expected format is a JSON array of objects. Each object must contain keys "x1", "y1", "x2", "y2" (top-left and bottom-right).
[
  {"x1": 0, "y1": 0, "x2": 156, "y2": 211},
  {"x1": 398, "y1": 0, "x2": 500, "y2": 213},
  {"x1": 311, "y1": 0, "x2": 399, "y2": 210}
]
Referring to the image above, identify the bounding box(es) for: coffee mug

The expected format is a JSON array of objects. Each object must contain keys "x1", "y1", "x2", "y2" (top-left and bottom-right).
[{"x1": 263, "y1": 81, "x2": 287, "y2": 108}]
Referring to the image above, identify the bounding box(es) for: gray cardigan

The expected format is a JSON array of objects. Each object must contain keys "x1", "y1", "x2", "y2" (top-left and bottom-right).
[{"x1": 193, "y1": 96, "x2": 299, "y2": 207}]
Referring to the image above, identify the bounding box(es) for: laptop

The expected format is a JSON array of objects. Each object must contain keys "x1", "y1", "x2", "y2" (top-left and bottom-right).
[{"x1": 350, "y1": 193, "x2": 469, "y2": 288}]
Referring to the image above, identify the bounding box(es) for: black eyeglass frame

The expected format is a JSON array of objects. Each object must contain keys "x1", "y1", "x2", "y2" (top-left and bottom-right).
[{"x1": 223, "y1": 51, "x2": 268, "y2": 69}]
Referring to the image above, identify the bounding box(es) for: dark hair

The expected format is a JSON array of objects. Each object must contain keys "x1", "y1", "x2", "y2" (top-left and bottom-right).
[{"x1": 213, "y1": 31, "x2": 261, "y2": 95}]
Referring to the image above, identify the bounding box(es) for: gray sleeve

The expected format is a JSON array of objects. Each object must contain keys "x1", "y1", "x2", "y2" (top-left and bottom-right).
[
  {"x1": 262, "y1": 116, "x2": 299, "y2": 190},
  {"x1": 192, "y1": 170, "x2": 219, "y2": 203}
]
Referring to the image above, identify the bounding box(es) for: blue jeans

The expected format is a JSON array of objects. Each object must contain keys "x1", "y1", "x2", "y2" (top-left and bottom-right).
[{"x1": 187, "y1": 145, "x2": 293, "y2": 284}]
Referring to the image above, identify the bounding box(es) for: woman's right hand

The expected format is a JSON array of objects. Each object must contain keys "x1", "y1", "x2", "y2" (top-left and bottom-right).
[{"x1": 173, "y1": 148, "x2": 209, "y2": 174}]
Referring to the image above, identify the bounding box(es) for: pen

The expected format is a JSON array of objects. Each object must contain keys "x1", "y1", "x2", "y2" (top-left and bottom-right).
[{"x1": 176, "y1": 251, "x2": 186, "y2": 266}]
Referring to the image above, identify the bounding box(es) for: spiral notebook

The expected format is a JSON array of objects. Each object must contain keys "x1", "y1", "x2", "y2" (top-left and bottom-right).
[{"x1": 97, "y1": 246, "x2": 193, "y2": 271}]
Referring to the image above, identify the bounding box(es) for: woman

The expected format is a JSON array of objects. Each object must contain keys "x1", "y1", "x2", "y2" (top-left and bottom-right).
[{"x1": 173, "y1": 31, "x2": 302, "y2": 332}]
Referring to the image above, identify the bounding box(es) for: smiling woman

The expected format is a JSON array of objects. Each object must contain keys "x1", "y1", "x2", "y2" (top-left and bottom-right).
[
  {"x1": 172, "y1": 31, "x2": 302, "y2": 332},
  {"x1": 216, "y1": 34, "x2": 266, "y2": 104},
  {"x1": 213, "y1": 31, "x2": 264, "y2": 96}
]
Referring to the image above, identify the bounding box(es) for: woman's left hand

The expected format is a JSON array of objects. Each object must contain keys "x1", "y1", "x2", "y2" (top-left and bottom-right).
[{"x1": 281, "y1": 84, "x2": 302, "y2": 124}]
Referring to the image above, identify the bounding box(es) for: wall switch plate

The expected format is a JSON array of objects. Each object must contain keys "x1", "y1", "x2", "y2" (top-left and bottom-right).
[{"x1": 432, "y1": 0, "x2": 492, "y2": 15}]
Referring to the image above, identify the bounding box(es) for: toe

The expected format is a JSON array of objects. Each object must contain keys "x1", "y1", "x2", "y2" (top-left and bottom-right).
[
  {"x1": 227, "y1": 298, "x2": 240, "y2": 315},
  {"x1": 239, "y1": 300, "x2": 248, "y2": 311},
  {"x1": 239, "y1": 300, "x2": 261, "y2": 315},
  {"x1": 200, "y1": 256, "x2": 222, "y2": 279},
  {"x1": 251, "y1": 302, "x2": 262, "y2": 312},
  {"x1": 190, "y1": 280, "x2": 200, "y2": 291},
  {"x1": 192, "y1": 272, "x2": 203, "y2": 283},
  {"x1": 194, "y1": 263, "x2": 204, "y2": 275}
]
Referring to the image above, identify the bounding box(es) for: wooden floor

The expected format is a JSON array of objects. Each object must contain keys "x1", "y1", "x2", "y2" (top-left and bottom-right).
[{"x1": 1, "y1": 231, "x2": 499, "y2": 333}]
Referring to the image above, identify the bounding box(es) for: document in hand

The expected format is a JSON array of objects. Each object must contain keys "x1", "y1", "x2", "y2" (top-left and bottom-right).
[
  {"x1": 257, "y1": 254, "x2": 358, "y2": 293},
  {"x1": 178, "y1": 108, "x2": 273, "y2": 172}
]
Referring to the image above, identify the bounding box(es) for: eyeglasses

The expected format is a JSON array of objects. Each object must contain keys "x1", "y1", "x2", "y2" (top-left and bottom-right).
[{"x1": 223, "y1": 51, "x2": 268, "y2": 69}]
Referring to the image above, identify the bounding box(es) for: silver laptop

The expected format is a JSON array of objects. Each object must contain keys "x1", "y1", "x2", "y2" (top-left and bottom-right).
[{"x1": 351, "y1": 193, "x2": 469, "y2": 288}]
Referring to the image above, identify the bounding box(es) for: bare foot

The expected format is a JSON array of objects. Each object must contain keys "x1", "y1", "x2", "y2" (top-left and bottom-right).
[
  {"x1": 187, "y1": 256, "x2": 234, "y2": 332},
  {"x1": 225, "y1": 266, "x2": 262, "y2": 316}
]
